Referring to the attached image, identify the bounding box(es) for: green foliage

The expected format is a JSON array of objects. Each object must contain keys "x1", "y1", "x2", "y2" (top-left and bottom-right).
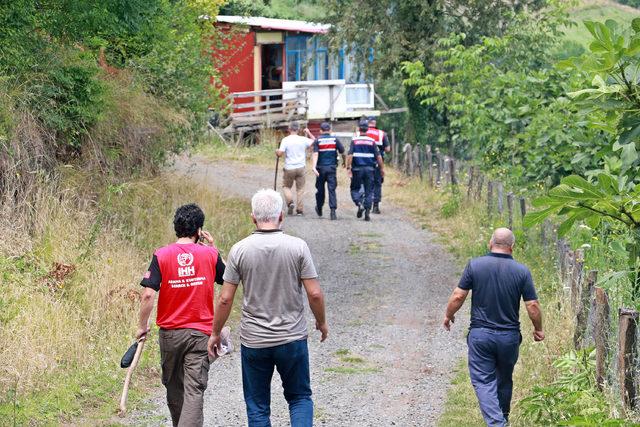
[
  {"x1": 517, "y1": 349, "x2": 627, "y2": 426},
  {"x1": 0, "y1": 0, "x2": 223, "y2": 154},
  {"x1": 402, "y1": 6, "x2": 605, "y2": 184},
  {"x1": 528, "y1": 19, "x2": 640, "y2": 299}
]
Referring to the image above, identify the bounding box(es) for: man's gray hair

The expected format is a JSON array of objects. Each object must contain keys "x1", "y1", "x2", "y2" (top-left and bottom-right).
[
  {"x1": 251, "y1": 189, "x2": 283, "y2": 223},
  {"x1": 491, "y1": 227, "x2": 516, "y2": 248},
  {"x1": 289, "y1": 121, "x2": 300, "y2": 132}
]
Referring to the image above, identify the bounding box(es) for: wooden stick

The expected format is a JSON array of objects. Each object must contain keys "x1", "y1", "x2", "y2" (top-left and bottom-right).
[
  {"x1": 119, "y1": 338, "x2": 146, "y2": 417},
  {"x1": 273, "y1": 156, "x2": 280, "y2": 191}
]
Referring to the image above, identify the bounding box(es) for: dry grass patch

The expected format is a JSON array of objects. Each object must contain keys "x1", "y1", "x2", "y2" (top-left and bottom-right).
[{"x1": 0, "y1": 169, "x2": 253, "y2": 424}]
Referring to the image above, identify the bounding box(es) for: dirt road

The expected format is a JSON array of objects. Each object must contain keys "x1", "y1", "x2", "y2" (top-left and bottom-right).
[{"x1": 128, "y1": 154, "x2": 467, "y2": 426}]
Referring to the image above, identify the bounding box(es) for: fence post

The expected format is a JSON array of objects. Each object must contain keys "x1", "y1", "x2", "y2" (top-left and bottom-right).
[
  {"x1": 426, "y1": 145, "x2": 433, "y2": 187},
  {"x1": 475, "y1": 175, "x2": 484, "y2": 201},
  {"x1": 487, "y1": 181, "x2": 494, "y2": 220},
  {"x1": 449, "y1": 158, "x2": 457, "y2": 186},
  {"x1": 415, "y1": 145, "x2": 422, "y2": 180},
  {"x1": 467, "y1": 167, "x2": 475, "y2": 200},
  {"x1": 507, "y1": 192, "x2": 514, "y2": 230},
  {"x1": 618, "y1": 308, "x2": 639, "y2": 410},
  {"x1": 391, "y1": 128, "x2": 398, "y2": 169},
  {"x1": 574, "y1": 269, "x2": 595, "y2": 349},
  {"x1": 570, "y1": 250, "x2": 584, "y2": 311},
  {"x1": 519, "y1": 197, "x2": 527, "y2": 228},
  {"x1": 593, "y1": 286, "x2": 610, "y2": 390},
  {"x1": 436, "y1": 152, "x2": 442, "y2": 185},
  {"x1": 496, "y1": 182, "x2": 504, "y2": 215}
]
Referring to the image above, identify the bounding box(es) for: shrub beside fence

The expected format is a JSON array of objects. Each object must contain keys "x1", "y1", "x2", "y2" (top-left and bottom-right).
[{"x1": 389, "y1": 140, "x2": 640, "y2": 412}]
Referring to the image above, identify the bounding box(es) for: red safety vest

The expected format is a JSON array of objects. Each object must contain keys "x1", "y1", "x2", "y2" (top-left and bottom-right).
[
  {"x1": 154, "y1": 243, "x2": 219, "y2": 335},
  {"x1": 366, "y1": 127, "x2": 385, "y2": 146}
]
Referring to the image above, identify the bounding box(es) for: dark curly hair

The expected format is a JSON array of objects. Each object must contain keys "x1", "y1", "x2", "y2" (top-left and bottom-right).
[{"x1": 173, "y1": 203, "x2": 205, "y2": 238}]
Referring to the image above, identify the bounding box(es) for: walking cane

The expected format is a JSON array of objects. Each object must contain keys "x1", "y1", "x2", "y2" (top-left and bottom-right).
[
  {"x1": 118, "y1": 335, "x2": 147, "y2": 417},
  {"x1": 274, "y1": 156, "x2": 280, "y2": 191}
]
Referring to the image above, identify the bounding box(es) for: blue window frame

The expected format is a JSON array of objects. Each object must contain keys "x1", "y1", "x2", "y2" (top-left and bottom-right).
[{"x1": 286, "y1": 35, "x2": 309, "y2": 81}]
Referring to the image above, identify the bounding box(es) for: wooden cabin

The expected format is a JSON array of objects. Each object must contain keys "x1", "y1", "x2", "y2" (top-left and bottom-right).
[{"x1": 213, "y1": 16, "x2": 380, "y2": 135}]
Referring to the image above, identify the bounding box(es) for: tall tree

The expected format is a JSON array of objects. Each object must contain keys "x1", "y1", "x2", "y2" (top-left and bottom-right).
[{"x1": 323, "y1": 0, "x2": 547, "y2": 148}]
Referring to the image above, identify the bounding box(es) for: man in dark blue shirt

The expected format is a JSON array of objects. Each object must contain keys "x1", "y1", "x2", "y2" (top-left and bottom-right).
[
  {"x1": 311, "y1": 122, "x2": 346, "y2": 221},
  {"x1": 346, "y1": 120, "x2": 384, "y2": 221},
  {"x1": 443, "y1": 228, "x2": 544, "y2": 427}
]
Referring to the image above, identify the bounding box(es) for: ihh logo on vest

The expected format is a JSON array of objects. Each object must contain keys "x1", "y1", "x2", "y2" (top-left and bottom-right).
[{"x1": 177, "y1": 253, "x2": 195, "y2": 277}]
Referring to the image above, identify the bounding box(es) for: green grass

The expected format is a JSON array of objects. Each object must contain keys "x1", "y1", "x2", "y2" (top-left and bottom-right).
[
  {"x1": 564, "y1": 0, "x2": 640, "y2": 48},
  {"x1": 438, "y1": 362, "x2": 484, "y2": 427}
]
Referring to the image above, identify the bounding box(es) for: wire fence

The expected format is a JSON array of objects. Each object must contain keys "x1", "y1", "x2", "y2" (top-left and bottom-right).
[{"x1": 389, "y1": 139, "x2": 640, "y2": 413}]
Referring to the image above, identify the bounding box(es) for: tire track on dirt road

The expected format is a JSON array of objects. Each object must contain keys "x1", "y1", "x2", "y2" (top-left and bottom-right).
[{"x1": 128, "y1": 154, "x2": 467, "y2": 426}]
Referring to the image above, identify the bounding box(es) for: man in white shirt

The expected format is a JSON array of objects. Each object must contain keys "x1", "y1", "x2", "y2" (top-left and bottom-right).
[{"x1": 276, "y1": 122, "x2": 315, "y2": 215}]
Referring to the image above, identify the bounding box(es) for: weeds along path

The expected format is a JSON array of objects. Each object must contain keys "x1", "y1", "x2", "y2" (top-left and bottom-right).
[{"x1": 130, "y1": 154, "x2": 467, "y2": 426}]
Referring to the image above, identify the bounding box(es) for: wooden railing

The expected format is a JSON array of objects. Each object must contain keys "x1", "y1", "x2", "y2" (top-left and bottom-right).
[{"x1": 219, "y1": 88, "x2": 309, "y2": 134}]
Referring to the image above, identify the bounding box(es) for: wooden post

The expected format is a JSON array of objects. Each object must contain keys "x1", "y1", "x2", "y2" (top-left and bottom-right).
[
  {"x1": 570, "y1": 250, "x2": 584, "y2": 311},
  {"x1": 475, "y1": 175, "x2": 484, "y2": 201},
  {"x1": 487, "y1": 181, "x2": 494, "y2": 220},
  {"x1": 415, "y1": 145, "x2": 423, "y2": 180},
  {"x1": 574, "y1": 269, "x2": 596, "y2": 349},
  {"x1": 618, "y1": 308, "x2": 639, "y2": 410},
  {"x1": 467, "y1": 167, "x2": 475, "y2": 200},
  {"x1": 593, "y1": 286, "x2": 610, "y2": 390},
  {"x1": 507, "y1": 192, "x2": 514, "y2": 230},
  {"x1": 426, "y1": 145, "x2": 433, "y2": 187},
  {"x1": 519, "y1": 197, "x2": 526, "y2": 228},
  {"x1": 449, "y1": 158, "x2": 457, "y2": 186},
  {"x1": 496, "y1": 182, "x2": 504, "y2": 215},
  {"x1": 391, "y1": 128, "x2": 398, "y2": 168},
  {"x1": 436, "y1": 152, "x2": 442, "y2": 185}
]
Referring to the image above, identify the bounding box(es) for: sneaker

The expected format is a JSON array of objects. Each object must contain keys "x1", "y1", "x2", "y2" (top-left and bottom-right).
[
  {"x1": 287, "y1": 203, "x2": 294, "y2": 215},
  {"x1": 330, "y1": 209, "x2": 337, "y2": 220},
  {"x1": 373, "y1": 203, "x2": 381, "y2": 214},
  {"x1": 315, "y1": 205, "x2": 323, "y2": 217},
  {"x1": 296, "y1": 210, "x2": 304, "y2": 216},
  {"x1": 356, "y1": 205, "x2": 364, "y2": 218},
  {"x1": 364, "y1": 209, "x2": 371, "y2": 221}
]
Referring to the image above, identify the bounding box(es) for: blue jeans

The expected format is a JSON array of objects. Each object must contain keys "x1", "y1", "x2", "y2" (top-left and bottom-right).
[
  {"x1": 467, "y1": 328, "x2": 521, "y2": 427},
  {"x1": 350, "y1": 167, "x2": 374, "y2": 209},
  {"x1": 241, "y1": 339, "x2": 313, "y2": 427}
]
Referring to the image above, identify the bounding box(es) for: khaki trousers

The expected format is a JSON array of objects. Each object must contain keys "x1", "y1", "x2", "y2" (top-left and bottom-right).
[
  {"x1": 282, "y1": 167, "x2": 306, "y2": 212},
  {"x1": 159, "y1": 328, "x2": 211, "y2": 427}
]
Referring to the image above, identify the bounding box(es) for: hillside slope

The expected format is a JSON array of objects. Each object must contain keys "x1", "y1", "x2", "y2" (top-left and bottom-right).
[{"x1": 566, "y1": 0, "x2": 640, "y2": 47}]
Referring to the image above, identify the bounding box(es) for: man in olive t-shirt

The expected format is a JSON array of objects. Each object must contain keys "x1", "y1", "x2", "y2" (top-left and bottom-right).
[{"x1": 208, "y1": 189, "x2": 328, "y2": 427}]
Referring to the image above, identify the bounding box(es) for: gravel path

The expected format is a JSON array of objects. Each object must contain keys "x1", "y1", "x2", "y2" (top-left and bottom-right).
[{"x1": 127, "y1": 154, "x2": 467, "y2": 426}]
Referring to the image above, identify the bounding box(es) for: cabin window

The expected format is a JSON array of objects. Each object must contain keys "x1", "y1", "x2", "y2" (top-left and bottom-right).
[{"x1": 286, "y1": 35, "x2": 308, "y2": 81}]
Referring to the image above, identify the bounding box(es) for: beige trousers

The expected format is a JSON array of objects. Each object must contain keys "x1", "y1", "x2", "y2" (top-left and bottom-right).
[{"x1": 282, "y1": 167, "x2": 306, "y2": 212}]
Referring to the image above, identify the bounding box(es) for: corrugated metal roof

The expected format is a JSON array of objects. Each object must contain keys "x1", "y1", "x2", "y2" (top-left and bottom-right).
[{"x1": 216, "y1": 15, "x2": 330, "y2": 34}]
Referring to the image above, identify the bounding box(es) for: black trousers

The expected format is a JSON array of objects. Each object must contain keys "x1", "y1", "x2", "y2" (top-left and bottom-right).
[
  {"x1": 315, "y1": 165, "x2": 338, "y2": 210},
  {"x1": 350, "y1": 167, "x2": 374, "y2": 209}
]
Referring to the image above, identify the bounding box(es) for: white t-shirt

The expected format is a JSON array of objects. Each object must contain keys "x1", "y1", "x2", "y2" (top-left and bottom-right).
[{"x1": 279, "y1": 135, "x2": 314, "y2": 170}]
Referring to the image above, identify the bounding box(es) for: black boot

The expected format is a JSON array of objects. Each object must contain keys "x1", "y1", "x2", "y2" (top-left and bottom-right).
[
  {"x1": 364, "y1": 209, "x2": 371, "y2": 221},
  {"x1": 356, "y1": 204, "x2": 364, "y2": 218},
  {"x1": 315, "y1": 205, "x2": 323, "y2": 217},
  {"x1": 373, "y1": 203, "x2": 381, "y2": 214},
  {"x1": 330, "y1": 209, "x2": 337, "y2": 220}
]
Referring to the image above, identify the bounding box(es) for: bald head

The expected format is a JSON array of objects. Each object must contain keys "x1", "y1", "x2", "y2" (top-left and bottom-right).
[{"x1": 489, "y1": 228, "x2": 515, "y2": 253}]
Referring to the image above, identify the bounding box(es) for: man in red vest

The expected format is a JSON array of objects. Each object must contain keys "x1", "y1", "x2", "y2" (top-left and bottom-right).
[
  {"x1": 136, "y1": 203, "x2": 225, "y2": 427},
  {"x1": 367, "y1": 117, "x2": 391, "y2": 214}
]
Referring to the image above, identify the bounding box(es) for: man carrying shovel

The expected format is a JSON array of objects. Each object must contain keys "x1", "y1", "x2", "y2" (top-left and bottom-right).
[{"x1": 135, "y1": 203, "x2": 226, "y2": 426}]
